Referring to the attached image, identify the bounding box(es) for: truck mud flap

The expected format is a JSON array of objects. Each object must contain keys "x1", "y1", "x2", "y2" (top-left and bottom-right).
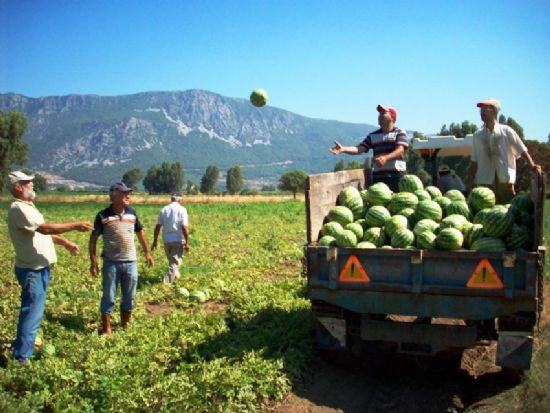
[
  {"x1": 360, "y1": 319, "x2": 477, "y2": 355},
  {"x1": 315, "y1": 317, "x2": 347, "y2": 351},
  {"x1": 496, "y1": 331, "x2": 533, "y2": 370}
]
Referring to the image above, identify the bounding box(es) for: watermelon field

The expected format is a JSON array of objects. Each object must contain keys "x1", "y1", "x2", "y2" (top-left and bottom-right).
[{"x1": 1, "y1": 198, "x2": 549, "y2": 413}]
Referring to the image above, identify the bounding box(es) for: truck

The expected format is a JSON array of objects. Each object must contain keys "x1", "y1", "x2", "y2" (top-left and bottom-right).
[{"x1": 305, "y1": 135, "x2": 546, "y2": 378}]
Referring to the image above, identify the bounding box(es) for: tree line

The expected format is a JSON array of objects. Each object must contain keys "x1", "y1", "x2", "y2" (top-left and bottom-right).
[{"x1": 2, "y1": 110, "x2": 549, "y2": 197}]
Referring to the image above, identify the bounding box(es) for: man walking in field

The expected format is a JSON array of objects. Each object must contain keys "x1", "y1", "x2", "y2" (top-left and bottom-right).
[
  {"x1": 468, "y1": 98, "x2": 541, "y2": 203},
  {"x1": 89, "y1": 182, "x2": 153, "y2": 336},
  {"x1": 7, "y1": 171, "x2": 93, "y2": 362},
  {"x1": 151, "y1": 193, "x2": 190, "y2": 284},
  {"x1": 330, "y1": 104, "x2": 410, "y2": 192}
]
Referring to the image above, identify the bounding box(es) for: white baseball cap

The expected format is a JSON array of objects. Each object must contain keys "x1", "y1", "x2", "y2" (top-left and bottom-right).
[
  {"x1": 8, "y1": 170, "x2": 35, "y2": 185},
  {"x1": 477, "y1": 98, "x2": 501, "y2": 113}
]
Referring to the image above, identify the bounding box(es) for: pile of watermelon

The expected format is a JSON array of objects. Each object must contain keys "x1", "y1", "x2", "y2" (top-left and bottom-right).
[{"x1": 318, "y1": 174, "x2": 535, "y2": 252}]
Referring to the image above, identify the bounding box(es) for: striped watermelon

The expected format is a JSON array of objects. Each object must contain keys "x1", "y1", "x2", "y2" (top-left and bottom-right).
[
  {"x1": 388, "y1": 192, "x2": 419, "y2": 215},
  {"x1": 318, "y1": 235, "x2": 337, "y2": 247},
  {"x1": 381, "y1": 245, "x2": 393, "y2": 249},
  {"x1": 357, "y1": 241, "x2": 377, "y2": 249},
  {"x1": 470, "y1": 237, "x2": 506, "y2": 252},
  {"x1": 425, "y1": 186, "x2": 442, "y2": 199},
  {"x1": 321, "y1": 221, "x2": 345, "y2": 238},
  {"x1": 414, "y1": 189, "x2": 432, "y2": 201},
  {"x1": 346, "y1": 223, "x2": 364, "y2": 241},
  {"x1": 335, "y1": 229, "x2": 358, "y2": 248},
  {"x1": 397, "y1": 207, "x2": 416, "y2": 224},
  {"x1": 366, "y1": 182, "x2": 393, "y2": 206},
  {"x1": 504, "y1": 225, "x2": 531, "y2": 250},
  {"x1": 414, "y1": 200, "x2": 443, "y2": 222},
  {"x1": 467, "y1": 187, "x2": 496, "y2": 212},
  {"x1": 384, "y1": 215, "x2": 408, "y2": 237},
  {"x1": 416, "y1": 230, "x2": 436, "y2": 250},
  {"x1": 434, "y1": 195, "x2": 452, "y2": 210},
  {"x1": 511, "y1": 193, "x2": 534, "y2": 214},
  {"x1": 444, "y1": 189, "x2": 465, "y2": 202},
  {"x1": 440, "y1": 214, "x2": 469, "y2": 232},
  {"x1": 328, "y1": 206, "x2": 354, "y2": 226},
  {"x1": 338, "y1": 186, "x2": 364, "y2": 220},
  {"x1": 481, "y1": 207, "x2": 514, "y2": 238},
  {"x1": 436, "y1": 227, "x2": 464, "y2": 250},
  {"x1": 464, "y1": 223, "x2": 485, "y2": 248},
  {"x1": 363, "y1": 227, "x2": 387, "y2": 247},
  {"x1": 360, "y1": 189, "x2": 369, "y2": 205},
  {"x1": 354, "y1": 218, "x2": 367, "y2": 229},
  {"x1": 445, "y1": 201, "x2": 472, "y2": 220},
  {"x1": 473, "y1": 208, "x2": 492, "y2": 224},
  {"x1": 518, "y1": 210, "x2": 534, "y2": 228},
  {"x1": 364, "y1": 205, "x2": 391, "y2": 228},
  {"x1": 399, "y1": 174, "x2": 424, "y2": 193},
  {"x1": 413, "y1": 219, "x2": 440, "y2": 236},
  {"x1": 391, "y1": 228, "x2": 415, "y2": 248}
]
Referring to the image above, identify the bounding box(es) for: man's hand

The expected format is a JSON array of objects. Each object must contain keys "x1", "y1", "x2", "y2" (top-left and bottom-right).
[
  {"x1": 374, "y1": 155, "x2": 387, "y2": 167},
  {"x1": 532, "y1": 164, "x2": 542, "y2": 174},
  {"x1": 145, "y1": 253, "x2": 154, "y2": 267},
  {"x1": 74, "y1": 222, "x2": 94, "y2": 232},
  {"x1": 90, "y1": 261, "x2": 99, "y2": 276},
  {"x1": 329, "y1": 140, "x2": 344, "y2": 155},
  {"x1": 184, "y1": 243, "x2": 190, "y2": 251},
  {"x1": 64, "y1": 241, "x2": 80, "y2": 255}
]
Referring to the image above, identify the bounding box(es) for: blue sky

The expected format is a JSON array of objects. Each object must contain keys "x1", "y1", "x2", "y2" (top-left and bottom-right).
[{"x1": 1, "y1": 0, "x2": 549, "y2": 140}]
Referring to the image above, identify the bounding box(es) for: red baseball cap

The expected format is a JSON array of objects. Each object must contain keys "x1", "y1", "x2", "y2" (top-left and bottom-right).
[{"x1": 376, "y1": 104, "x2": 397, "y2": 121}]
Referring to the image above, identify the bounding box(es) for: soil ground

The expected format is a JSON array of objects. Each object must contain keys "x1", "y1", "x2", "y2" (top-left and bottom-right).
[{"x1": 273, "y1": 282, "x2": 550, "y2": 413}]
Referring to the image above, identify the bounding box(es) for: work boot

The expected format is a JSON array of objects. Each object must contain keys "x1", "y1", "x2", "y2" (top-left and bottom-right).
[
  {"x1": 121, "y1": 311, "x2": 132, "y2": 328},
  {"x1": 101, "y1": 313, "x2": 111, "y2": 336}
]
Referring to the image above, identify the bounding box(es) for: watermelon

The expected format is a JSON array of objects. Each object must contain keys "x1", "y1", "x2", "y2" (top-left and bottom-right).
[
  {"x1": 413, "y1": 219, "x2": 440, "y2": 236},
  {"x1": 481, "y1": 207, "x2": 514, "y2": 238},
  {"x1": 444, "y1": 189, "x2": 466, "y2": 202},
  {"x1": 436, "y1": 227, "x2": 464, "y2": 250},
  {"x1": 397, "y1": 207, "x2": 416, "y2": 223},
  {"x1": 464, "y1": 223, "x2": 485, "y2": 248},
  {"x1": 434, "y1": 195, "x2": 452, "y2": 210},
  {"x1": 346, "y1": 223, "x2": 364, "y2": 241},
  {"x1": 336, "y1": 229, "x2": 358, "y2": 248},
  {"x1": 384, "y1": 215, "x2": 408, "y2": 238},
  {"x1": 176, "y1": 287, "x2": 190, "y2": 298},
  {"x1": 381, "y1": 245, "x2": 393, "y2": 249},
  {"x1": 440, "y1": 214, "x2": 469, "y2": 233},
  {"x1": 511, "y1": 193, "x2": 534, "y2": 214},
  {"x1": 357, "y1": 241, "x2": 376, "y2": 249},
  {"x1": 328, "y1": 206, "x2": 354, "y2": 226},
  {"x1": 360, "y1": 189, "x2": 369, "y2": 204},
  {"x1": 338, "y1": 186, "x2": 361, "y2": 206},
  {"x1": 425, "y1": 186, "x2": 442, "y2": 199},
  {"x1": 363, "y1": 227, "x2": 387, "y2": 247},
  {"x1": 504, "y1": 225, "x2": 531, "y2": 250},
  {"x1": 41, "y1": 343, "x2": 56, "y2": 356},
  {"x1": 470, "y1": 237, "x2": 506, "y2": 252},
  {"x1": 190, "y1": 290, "x2": 208, "y2": 303},
  {"x1": 321, "y1": 221, "x2": 344, "y2": 238},
  {"x1": 366, "y1": 182, "x2": 393, "y2": 206},
  {"x1": 414, "y1": 200, "x2": 443, "y2": 222},
  {"x1": 399, "y1": 174, "x2": 424, "y2": 193},
  {"x1": 473, "y1": 208, "x2": 492, "y2": 224},
  {"x1": 414, "y1": 189, "x2": 432, "y2": 201},
  {"x1": 388, "y1": 192, "x2": 419, "y2": 214},
  {"x1": 354, "y1": 218, "x2": 367, "y2": 229},
  {"x1": 318, "y1": 235, "x2": 337, "y2": 247},
  {"x1": 416, "y1": 230, "x2": 437, "y2": 250},
  {"x1": 518, "y1": 210, "x2": 534, "y2": 228},
  {"x1": 445, "y1": 200, "x2": 472, "y2": 220},
  {"x1": 364, "y1": 205, "x2": 391, "y2": 228},
  {"x1": 391, "y1": 228, "x2": 415, "y2": 248},
  {"x1": 467, "y1": 187, "x2": 496, "y2": 212}
]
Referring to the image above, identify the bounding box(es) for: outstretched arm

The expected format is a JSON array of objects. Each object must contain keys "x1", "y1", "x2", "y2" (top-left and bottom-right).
[
  {"x1": 329, "y1": 140, "x2": 366, "y2": 156},
  {"x1": 38, "y1": 221, "x2": 93, "y2": 235}
]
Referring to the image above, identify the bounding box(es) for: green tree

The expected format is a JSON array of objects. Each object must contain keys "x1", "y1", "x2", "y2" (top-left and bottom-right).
[
  {"x1": 516, "y1": 140, "x2": 550, "y2": 192},
  {"x1": 333, "y1": 159, "x2": 345, "y2": 172},
  {"x1": 122, "y1": 168, "x2": 142, "y2": 189},
  {"x1": 503, "y1": 116, "x2": 524, "y2": 140},
  {"x1": 346, "y1": 160, "x2": 363, "y2": 170},
  {"x1": 226, "y1": 165, "x2": 244, "y2": 194},
  {"x1": 200, "y1": 165, "x2": 219, "y2": 194},
  {"x1": 278, "y1": 170, "x2": 307, "y2": 199},
  {"x1": 142, "y1": 161, "x2": 183, "y2": 194},
  {"x1": 0, "y1": 111, "x2": 29, "y2": 192},
  {"x1": 185, "y1": 180, "x2": 198, "y2": 195}
]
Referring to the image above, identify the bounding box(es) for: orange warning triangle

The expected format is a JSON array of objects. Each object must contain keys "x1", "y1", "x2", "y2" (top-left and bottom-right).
[
  {"x1": 466, "y1": 258, "x2": 504, "y2": 289},
  {"x1": 339, "y1": 255, "x2": 370, "y2": 283}
]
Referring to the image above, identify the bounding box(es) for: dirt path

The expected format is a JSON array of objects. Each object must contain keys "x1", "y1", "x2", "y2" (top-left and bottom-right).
[{"x1": 274, "y1": 283, "x2": 550, "y2": 413}]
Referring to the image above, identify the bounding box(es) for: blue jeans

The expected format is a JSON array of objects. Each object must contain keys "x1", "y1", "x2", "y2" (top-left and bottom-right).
[
  {"x1": 12, "y1": 266, "x2": 50, "y2": 362},
  {"x1": 100, "y1": 261, "x2": 138, "y2": 314}
]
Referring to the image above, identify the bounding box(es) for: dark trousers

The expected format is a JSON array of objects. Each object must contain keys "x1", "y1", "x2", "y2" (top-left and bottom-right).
[{"x1": 372, "y1": 171, "x2": 405, "y2": 193}]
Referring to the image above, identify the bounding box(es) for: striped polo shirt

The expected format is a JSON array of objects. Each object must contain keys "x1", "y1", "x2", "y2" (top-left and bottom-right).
[
  {"x1": 359, "y1": 127, "x2": 409, "y2": 173},
  {"x1": 92, "y1": 205, "x2": 144, "y2": 261}
]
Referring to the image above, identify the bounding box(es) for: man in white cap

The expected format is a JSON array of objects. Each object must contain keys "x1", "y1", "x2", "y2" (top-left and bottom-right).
[
  {"x1": 152, "y1": 192, "x2": 190, "y2": 284},
  {"x1": 330, "y1": 104, "x2": 409, "y2": 191},
  {"x1": 7, "y1": 170, "x2": 93, "y2": 362},
  {"x1": 468, "y1": 98, "x2": 541, "y2": 203}
]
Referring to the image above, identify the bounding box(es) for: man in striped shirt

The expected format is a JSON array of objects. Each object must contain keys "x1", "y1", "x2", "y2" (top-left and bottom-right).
[
  {"x1": 330, "y1": 104, "x2": 410, "y2": 191},
  {"x1": 89, "y1": 182, "x2": 154, "y2": 336}
]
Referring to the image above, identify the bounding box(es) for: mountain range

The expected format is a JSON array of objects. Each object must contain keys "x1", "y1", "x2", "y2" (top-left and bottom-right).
[{"x1": 0, "y1": 90, "x2": 376, "y2": 187}]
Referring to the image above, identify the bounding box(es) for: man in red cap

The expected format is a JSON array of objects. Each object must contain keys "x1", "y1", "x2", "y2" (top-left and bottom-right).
[
  {"x1": 330, "y1": 104, "x2": 409, "y2": 191},
  {"x1": 468, "y1": 98, "x2": 541, "y2": 203}
]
